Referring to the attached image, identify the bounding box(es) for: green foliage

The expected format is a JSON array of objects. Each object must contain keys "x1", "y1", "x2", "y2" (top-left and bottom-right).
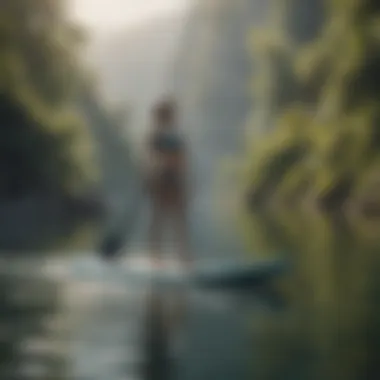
[
  {"x1": 243, "y1": 3, "x2": 380, "y2": 379},
  {"x1": 0, "y1": 0, "x2": 96, "y2": 199},
  {"x1": 248, "y1": 209, "x2": 380, "y2": 380},
  {"x1": 245, "y1": 0, "x2": 380, "y2": 212}
]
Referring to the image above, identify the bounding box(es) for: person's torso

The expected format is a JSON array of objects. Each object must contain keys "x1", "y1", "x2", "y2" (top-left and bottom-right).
[{"x1": 151, "y1": 129, "x2": 184, "y2": 170}]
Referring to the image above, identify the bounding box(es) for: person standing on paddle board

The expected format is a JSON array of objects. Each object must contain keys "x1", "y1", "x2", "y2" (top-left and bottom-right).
[{"x1": 144, "y1": 99, "x2": 191, "y2": 267}]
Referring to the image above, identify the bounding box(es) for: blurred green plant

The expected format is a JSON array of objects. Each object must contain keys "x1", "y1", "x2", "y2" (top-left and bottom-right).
[
  {"x1": 245, "y1": 0, "x2": 380, "y2": 215},
  {"x1": 243, "y1": 2, "x2": 380, "y2": 379},
  {"x1": 0, "y1": 0, "x2": 97, "y2": 199},
  {"x1": 0, "y1": 0, "x2": 138, "y2": 251}
]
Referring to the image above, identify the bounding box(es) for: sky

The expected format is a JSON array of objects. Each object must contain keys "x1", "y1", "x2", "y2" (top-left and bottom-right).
[{"x1": 70, "y1": 0, "x2": 190, "y2": 33}]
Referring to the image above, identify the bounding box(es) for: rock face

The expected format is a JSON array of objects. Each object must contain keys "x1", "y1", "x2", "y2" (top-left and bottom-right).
[
  {"x1": 171, "y1": 0, "x2": 271, "y2": 258},
  {"x1": 176, "y1": 0, "x2": 270, "y2": 150}
]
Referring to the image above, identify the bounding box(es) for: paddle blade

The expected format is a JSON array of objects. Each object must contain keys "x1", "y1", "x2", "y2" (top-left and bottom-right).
[{"x1": 98, "y1": 234, "x2": 124, "y2": 261}]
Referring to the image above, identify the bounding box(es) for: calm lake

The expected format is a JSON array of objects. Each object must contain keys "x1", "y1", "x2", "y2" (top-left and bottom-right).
[{"x1": 1, "y1": 211, "x2": 380, "y2": 380}]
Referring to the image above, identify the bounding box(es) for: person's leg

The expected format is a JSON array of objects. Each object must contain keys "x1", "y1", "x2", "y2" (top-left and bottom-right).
[
  {"x1": 171, "y1": 195, "x2": 192, "y2": 267},
  {"x1": 149, "y1": 197, "x2": 164, "y2": 266}
]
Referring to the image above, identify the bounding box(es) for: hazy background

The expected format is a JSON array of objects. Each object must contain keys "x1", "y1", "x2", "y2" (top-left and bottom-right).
[
  {"x1": 70, "y1": 0, "x2": 190, "y2": 33},
  {"x1": 1, "y1": 1, "x2": 380, "y2": 380},
  {"x1": 70, "y1": 0, "x2": 191, "y2": 142}
]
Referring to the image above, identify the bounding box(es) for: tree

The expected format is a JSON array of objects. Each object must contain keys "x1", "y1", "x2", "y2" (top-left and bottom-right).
[
  {"x1": 245, "y1": 0, "x2": 380, "y2": 212},
  {"x1": 0, "y1": 0, "x2": 96, "y2": 199}
]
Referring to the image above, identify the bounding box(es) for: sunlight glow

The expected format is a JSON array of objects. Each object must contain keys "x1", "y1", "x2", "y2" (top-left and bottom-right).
[{"x1": 70, "y1": 0, "x2": 189, "y2": 31}]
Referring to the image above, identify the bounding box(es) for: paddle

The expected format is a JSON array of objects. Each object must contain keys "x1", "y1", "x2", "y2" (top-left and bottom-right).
[{"x1": 98, "y1": 180, "x2": 146, "y2": 262}]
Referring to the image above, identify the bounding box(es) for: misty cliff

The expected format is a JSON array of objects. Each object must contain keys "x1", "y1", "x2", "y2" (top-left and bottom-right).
[{"x1": 172, "y1": 0, "x2": 271, "y2": 257}]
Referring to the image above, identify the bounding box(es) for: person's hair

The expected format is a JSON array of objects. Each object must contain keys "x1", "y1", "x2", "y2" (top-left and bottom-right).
[{"x1": 153, "y1": 98, "x2": 176, "y2": 122}]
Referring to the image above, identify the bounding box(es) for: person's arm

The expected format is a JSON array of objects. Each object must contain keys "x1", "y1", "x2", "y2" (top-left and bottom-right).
[
  {"x1": 181, "y1": 141, "x2": 193, "y2": 199},
  {"x1": 141, "y1": 131, "x2": 156, "y2": 193}
]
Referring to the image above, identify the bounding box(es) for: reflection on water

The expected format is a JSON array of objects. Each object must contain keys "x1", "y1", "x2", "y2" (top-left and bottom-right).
[
  {"x1": 3, "y1": 211, "x2": 378, "y2": 380},
  {"x1": 0, "y1": 252, "x2": 286, "y2": 380},
  {"x1": 249, "y1": 211, "x2": 380, "y2": 380},
  {"x1": 143, "y1": 290, "x2": 172, "y2": 380},
  {"x1": 64, "y1": 255, "x2": 262, "y2": 380},
  {"x1": 0, "y1": 258, "x2": 68, "y2": 380},
  {"x1": 143, "y1": 287, "x2": 189, "y2": 380}
]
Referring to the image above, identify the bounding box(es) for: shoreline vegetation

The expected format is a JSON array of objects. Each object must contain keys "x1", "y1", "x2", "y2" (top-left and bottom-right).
[
  {"x1": 241, "y1": 4, "x2": 380, "y2": 375},
  {"x1": 244, "y1": 0, "x2": 380, "y2": 230},
  {"x1": 0, "y1": 1, "x2": 132, "y2": 251}
]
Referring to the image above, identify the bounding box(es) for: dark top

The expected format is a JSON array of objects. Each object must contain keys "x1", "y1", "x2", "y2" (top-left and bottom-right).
[{"x1": 151, "y1": 130, "x2": 184, "y2": 154}]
